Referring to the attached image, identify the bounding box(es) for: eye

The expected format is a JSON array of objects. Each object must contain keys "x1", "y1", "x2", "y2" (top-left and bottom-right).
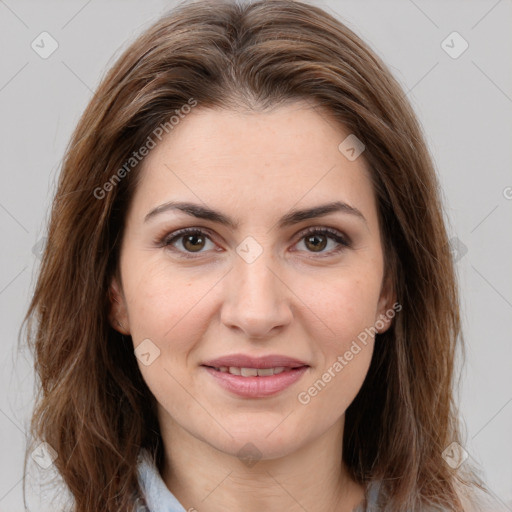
[
  {"x1": 161, "y1": 228, "x2": 217, "y2": 257},
  {"x1": 293, "y1": 227, "x2": 350, "y2": 256},
  {"x1": 159, "y1": 226, "x2": 350, "y2": 259}
]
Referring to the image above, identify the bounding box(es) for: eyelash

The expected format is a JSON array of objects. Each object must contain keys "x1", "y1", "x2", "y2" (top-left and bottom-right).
[{"x1": 158, "y1": 226, "x2": 351, "y2": 259}]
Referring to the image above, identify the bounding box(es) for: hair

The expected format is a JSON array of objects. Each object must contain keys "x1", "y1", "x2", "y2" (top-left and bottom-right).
[{"x1": 21, "y1": 0, "x2": 489, "y2": 510}]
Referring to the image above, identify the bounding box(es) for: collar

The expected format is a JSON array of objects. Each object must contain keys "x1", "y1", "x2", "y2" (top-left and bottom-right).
[{"x1": 136, "y1": 449, "x2": 187, "y2": 512}]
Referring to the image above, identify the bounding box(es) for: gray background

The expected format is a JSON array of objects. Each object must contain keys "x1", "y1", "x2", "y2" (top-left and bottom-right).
[{"x1": 1, "y1": 0, "x2": 511, "y2": 510}]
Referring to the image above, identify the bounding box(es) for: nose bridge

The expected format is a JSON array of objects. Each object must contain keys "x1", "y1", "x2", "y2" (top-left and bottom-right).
[
  {"x1": 238, "y1": 251, "x2": 278, "y2": 304},
  {"x1": 220, "y1": 246, "x2": 292, "y2": 338}
]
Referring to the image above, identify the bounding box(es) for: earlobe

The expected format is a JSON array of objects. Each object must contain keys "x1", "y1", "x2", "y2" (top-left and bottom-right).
[
  {"x1": 108, "y1": 277, "x2": 131, "y2": 335},
  {"x1": 374, "y1": 308, "x2": 393, "y2": 334},
  {"x1": 375, "y1": 273, "x2": 396, "y2": 335}
]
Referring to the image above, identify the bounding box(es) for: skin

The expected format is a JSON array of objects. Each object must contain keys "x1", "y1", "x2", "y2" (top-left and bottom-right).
[{"x1": 109, "y1": 101, "x2": 395, "y2": 512}]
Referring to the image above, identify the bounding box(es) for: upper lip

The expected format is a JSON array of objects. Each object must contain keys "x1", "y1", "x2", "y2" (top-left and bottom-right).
[{"x1": 202, "y1": 354, "x2": 309, "y2": 369}]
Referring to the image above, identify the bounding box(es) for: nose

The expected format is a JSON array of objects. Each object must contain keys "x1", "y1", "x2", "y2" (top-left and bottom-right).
[{"x1": 220, "y1": 250, "x2": 293, "y2": 340}]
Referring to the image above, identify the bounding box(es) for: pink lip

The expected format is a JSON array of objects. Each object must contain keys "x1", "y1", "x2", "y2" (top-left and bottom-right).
[
  {"x1": 202, "y1": 354, "x2": 308, "y2": 369},
  {"x1": 201, "y1": 353, "x2": 310, "y2": 398},
  {"x1": 203, "y1": 366, "x2": 309, "y2": 398}
]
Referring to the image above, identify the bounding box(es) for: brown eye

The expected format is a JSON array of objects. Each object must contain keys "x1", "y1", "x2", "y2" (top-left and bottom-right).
[
  {"x1": 182, "y1": 233, "x2": 206, "y2": 252},
  {"x1": 294, "y1": 227, "x2": 350, "y2": 256},
  {"x1": 162, "y1": 228, "x2": 216, "y2": 257},
  {"x1": 304, "y1": 233, "x2": 328, "y2": 252}
]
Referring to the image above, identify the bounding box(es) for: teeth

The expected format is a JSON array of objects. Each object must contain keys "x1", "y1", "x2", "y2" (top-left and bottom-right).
[
  {"x1": 256, "y1": 368, "x2": 274, "y2": 376},
  {"x1": 214, "y1": 366, "x2": 292, "y2": 376},
  {"x1": 240, "y1": 367, "x2": 258, "y2": 377}
]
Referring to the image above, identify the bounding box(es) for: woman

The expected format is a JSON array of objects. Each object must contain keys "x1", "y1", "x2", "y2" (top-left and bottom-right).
[{"x1": 22, "y1": 0, "x2": 494, "y2": 510}]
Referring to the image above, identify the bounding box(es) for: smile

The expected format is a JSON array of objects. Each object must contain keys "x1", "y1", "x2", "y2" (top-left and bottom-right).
[
  {"x1": 202, "y1": 364, "x2": 309, "y2": 398},
  {"x1": 210, "y1": 366, "x2": 293, "y2": 376}
]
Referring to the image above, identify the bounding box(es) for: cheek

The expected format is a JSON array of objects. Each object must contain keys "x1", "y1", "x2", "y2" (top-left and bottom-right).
[
  {"x1": 123, "y1": 259, "x2": 216, "y2": 346},
  {"x1": 304, "y1": 350, "x2": 373, "y2": 421},
  {"x1": 298, "y1": 296, "x2": 376, "y2": 418},
  {"x1": 307, "y1": 271, "x2": 383, "y2": 350},
  {"x1": 123, "y1": 264, "x2": 213, "y2": 419},
  {"x1": 301, "y1": 273, "x2": 380, "y2": 401}
]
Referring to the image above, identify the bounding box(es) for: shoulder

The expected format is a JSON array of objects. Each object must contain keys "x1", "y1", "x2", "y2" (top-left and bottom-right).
[
  {"x1": 454, "y1": 480, "x2": 509, "y2": 512},
  {"x1": 362, "y1": 478, "x2": 507, "y2": 512}
]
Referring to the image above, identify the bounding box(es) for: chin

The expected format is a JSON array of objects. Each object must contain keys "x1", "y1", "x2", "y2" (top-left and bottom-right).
[
  {"x1": 202, "y1": 420, "x2": 310, "y2": 462},
  {"x1": 215, "y1": 437, "x2": 299, "y2": 464}
]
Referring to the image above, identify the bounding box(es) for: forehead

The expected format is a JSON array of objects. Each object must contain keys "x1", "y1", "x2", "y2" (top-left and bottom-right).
[{"x1": 128, "y1": 104, "x2": 377, "y2": 226}]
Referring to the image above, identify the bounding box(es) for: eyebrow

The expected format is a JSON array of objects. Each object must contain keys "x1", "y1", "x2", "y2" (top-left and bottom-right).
[{"x1": 144, "y1": 200, "x2": 367, "y2": 228}]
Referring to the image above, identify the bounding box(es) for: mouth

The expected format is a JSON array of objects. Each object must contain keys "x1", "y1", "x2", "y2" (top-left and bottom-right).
[
  {"x1": 200, "y1": 355, "x2": 310, "y2": 398},
  {"x1": 201, "y1": 353, "x2": 309, "y2": 371},
  {"x1": 203, "y1": 365, "x2": 306, "y2": 377}
]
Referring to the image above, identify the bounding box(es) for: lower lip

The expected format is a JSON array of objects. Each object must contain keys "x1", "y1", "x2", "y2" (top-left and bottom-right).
[{"x1": 202, "y1": 366, "x2": 309, "y2": 398}]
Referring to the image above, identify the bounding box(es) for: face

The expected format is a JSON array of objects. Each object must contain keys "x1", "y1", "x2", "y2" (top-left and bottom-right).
[{"x1": 109, "y1": 102, "x2": 394, "y2": 460}]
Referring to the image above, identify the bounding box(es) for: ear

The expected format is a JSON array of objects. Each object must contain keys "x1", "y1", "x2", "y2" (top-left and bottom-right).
[
  {"x1": 108, "y1": 276, "x2": 131, "y2": 335},
  {"x1": 374, "y1": 271, "x2": 397, "y2": 335}
]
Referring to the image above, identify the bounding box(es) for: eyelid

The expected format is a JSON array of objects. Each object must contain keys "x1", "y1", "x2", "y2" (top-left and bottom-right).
[
  {"x1": 158, "y1": 227, "x2": 218, "y2": 254},
  {"x1": 296, "y1": 225, "x2": 351, "y2": 247},
  {"x1": 158, "y1": 225, "x2": 351, "y2": 258}
]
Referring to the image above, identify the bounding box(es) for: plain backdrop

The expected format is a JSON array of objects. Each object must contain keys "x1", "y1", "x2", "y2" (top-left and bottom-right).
[{"x1": 0, "y1": 0, "x2": 511, "y2": 510}]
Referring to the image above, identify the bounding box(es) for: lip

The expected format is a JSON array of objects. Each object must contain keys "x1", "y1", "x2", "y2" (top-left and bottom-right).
[
  {"x1": 203, "y1": 366, "x2": 309, "y2": 398},
  {"x1": 201, "y1": 353, "x2": 310, "y2": 398},
  {"x1": 202, "y1": 354, "x2": 308, "y2": 369}
]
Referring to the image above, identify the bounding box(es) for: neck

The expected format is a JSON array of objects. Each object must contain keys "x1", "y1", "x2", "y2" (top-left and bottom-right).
[{"x1": 160, "y1": 417, "x2": 366, "y2": 512}]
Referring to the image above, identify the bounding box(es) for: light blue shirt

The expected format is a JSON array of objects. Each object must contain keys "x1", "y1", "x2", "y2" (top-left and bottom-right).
[
  {"x1": 137, "y1": 450, "x2": 187, "y2": 512},
  {"x1": 136, "y1": 449, "x2": 381, "y2": 511},
  {"x1": 136, "y1": 450, "x2": 498, "y2": 511}
]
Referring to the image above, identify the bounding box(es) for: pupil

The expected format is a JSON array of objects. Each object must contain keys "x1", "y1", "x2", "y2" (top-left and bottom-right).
[{"x1": 306, "y1": 234, "x2": 326, "y2": 252}]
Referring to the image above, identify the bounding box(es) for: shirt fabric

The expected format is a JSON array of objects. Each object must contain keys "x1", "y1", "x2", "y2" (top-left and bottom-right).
[
  {"x1": 136, "y1": 450, "x2": 187, "y2": 512},
  {"x1": 136, "y1": 449, "x2": 381, "y2": 511}
]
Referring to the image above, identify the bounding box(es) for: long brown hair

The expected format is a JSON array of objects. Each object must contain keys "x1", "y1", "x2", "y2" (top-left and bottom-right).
[{"x1": 21, "y1": 0, "x2": 487, "y2": 510}]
